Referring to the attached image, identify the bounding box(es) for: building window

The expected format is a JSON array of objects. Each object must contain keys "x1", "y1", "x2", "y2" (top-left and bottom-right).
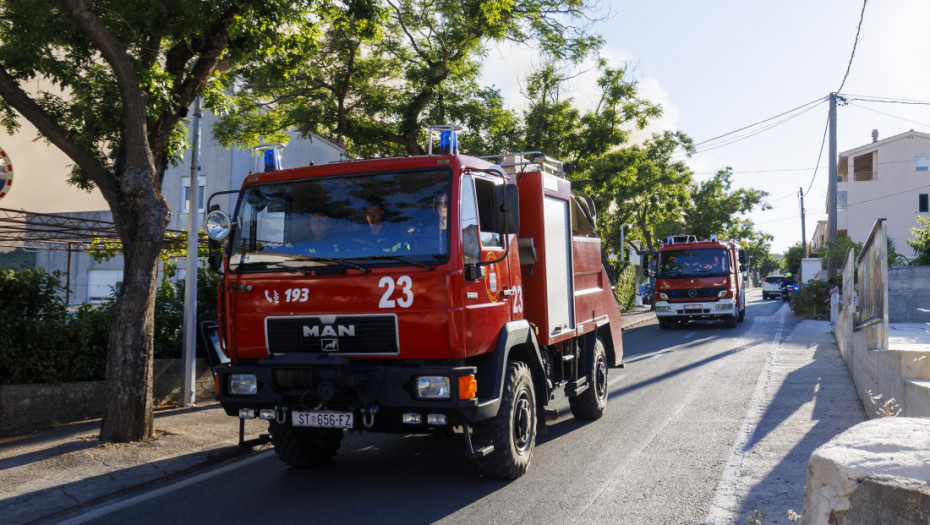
[
  {"x1": 920, "y1": 193, "x2": 929, "y2": 213},
  {"x1": 916, "y1": 155, "x2": 930, "y2": 172},
  {"x1": 837, "y1": 191, "x2": 847, "y2": 210},
  {"x1": 853, "y1": 153, "x2": 873, "y2": 181},
  {"x1": 182, "y1": 175, "x2": 206, "y2": 213}
]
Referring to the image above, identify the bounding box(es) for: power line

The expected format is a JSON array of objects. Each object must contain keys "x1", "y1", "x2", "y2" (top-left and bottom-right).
[
  {"x1": 694, "y1": 98, "x2": 827, "y2": 154},
  {"x1": 692, "y1": 96, "x2": 828, "y2": 149},
  {"x1": 846, "y1": 182, "x2": 930, "y2": 208},
  {"x1": 847, "y1": 102, "x2": 930, "y2": 129},
  {"x1": 836, "y1": 0, "x2": 868, "y2": 93},
  {"x1": 805, "y1": 112, "x2": 831, "y2": 196}
]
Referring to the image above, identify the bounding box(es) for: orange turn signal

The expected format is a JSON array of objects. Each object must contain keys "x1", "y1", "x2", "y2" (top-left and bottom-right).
[{"x1": 458, "y1": 374, "x2": 477, "y2": 400}]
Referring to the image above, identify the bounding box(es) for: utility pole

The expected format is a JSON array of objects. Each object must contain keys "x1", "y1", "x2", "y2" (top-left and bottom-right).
[
  {"x1": 826, "y1": 92, "x2": 838, "y2": 278},
  {"x1": 799, "y1": 186, "x2": 807, "y2": 282},
  {"x1": 182, "y1": 96, "x2": 202, "y2": 408}
]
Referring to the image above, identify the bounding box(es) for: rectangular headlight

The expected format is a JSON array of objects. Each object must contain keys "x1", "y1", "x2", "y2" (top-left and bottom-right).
[
  {"x1": 415, "y1": 376, "x2": 450, "y2": 399},
  {"x1": 657, "y1": 306, "x2": 671, "y2": 312},
  {"x1": 229, "y1": 374, "x2": 258, "y2": 395}
]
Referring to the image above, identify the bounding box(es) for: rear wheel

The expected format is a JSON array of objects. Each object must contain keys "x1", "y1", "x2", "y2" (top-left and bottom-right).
[
  {"x1": 473, "y1": 361, "x2": 537, "y2": 479},
  {"x1": 569, "y1": 339, "x2": 608, "y2": 419},
  {"x1": 269, "y1": 421, "x2": 343, "y2": 468}
]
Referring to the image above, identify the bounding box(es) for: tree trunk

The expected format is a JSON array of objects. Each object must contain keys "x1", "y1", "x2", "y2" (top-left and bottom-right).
[{"x1": 98, "y1": 168, "x2": 169, "y2": 442}]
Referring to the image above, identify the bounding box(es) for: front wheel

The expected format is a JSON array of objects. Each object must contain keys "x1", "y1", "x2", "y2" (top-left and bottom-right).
[
  {"x1": 569, "y1": 338, "x2": 608, "y2": 420},
  {"x1": 269, "y1": 421, "x2": 343, "y2": 468},
  {"x1": 472, "y1": 361, "x2": 537, "y2": 479},
  {"x1": 658, "y1": 317, "x2": 672, "y2": 330}
]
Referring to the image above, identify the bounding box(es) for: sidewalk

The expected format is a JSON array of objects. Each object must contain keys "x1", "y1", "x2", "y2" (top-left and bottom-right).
[{"x1": 0, "y1": 307, "x2": 658, "y2": 524}]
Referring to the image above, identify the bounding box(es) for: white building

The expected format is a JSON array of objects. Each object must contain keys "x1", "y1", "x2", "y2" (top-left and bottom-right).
[
  {"x1": 833, "y1": 129, "x2": 930, "y2": 260},
  {"x1": 36, "y1": 107, "x2": 347, "y2": 304}
]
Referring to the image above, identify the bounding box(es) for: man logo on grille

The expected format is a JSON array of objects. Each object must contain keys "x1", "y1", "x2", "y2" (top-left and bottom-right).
[
  {"x1": 322, "y1": 339, "x2": 339, "y2": 352},
  {"x1": 303, "y1": 324, "x2": 356, "y2": 337}
]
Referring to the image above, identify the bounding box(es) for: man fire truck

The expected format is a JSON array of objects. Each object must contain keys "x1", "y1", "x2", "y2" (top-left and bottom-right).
[
  {"x1": 649, "y1": 235, "x2": 747, "y2": 329},
  {"x1": 203, "y1": 126, "x2": 624, "y2": 479}
]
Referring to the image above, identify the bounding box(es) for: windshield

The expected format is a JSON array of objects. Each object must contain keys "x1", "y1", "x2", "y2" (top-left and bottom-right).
[
  {"x1": 229, "y1": 168, "x2": 452, "y2": 272},
  {"x1": 657, "y1": 248, "x2": 730, "y2": 278}
]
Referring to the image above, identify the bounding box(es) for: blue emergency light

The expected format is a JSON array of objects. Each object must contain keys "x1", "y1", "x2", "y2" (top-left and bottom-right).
[
  {"x1": 263, "y1": 148, "x2": 281, "y2": 172},
  {"x1": 439, "y1": 130, "x2": 457, "y2": 155}
]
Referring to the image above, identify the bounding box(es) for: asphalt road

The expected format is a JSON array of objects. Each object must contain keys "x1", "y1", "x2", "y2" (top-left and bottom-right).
[{"x1": 65, "y1": 290, "x2": 860, "y2": 525}]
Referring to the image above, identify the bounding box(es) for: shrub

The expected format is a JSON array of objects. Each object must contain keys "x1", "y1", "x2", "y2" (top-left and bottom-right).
[
  {"x1": 0, "y1": 265, "x2": 221, "y2": 384},
  {"x1": 613, "y1": 262, "x2": 637, "y2": 311},
  {"x1": 789, "y1": 279, "x2": 832, "y2": 319}
]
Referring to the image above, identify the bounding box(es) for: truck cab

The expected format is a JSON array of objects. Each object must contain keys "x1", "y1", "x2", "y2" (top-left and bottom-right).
[
  {"x1": 204, "y1": 127, "x2": 624, "y2": 479},
  {"x1": 651, "y1": 236, "x2": 746, "y2": 329}
]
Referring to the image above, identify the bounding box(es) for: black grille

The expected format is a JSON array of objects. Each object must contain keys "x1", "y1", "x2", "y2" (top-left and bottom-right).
[
  {"x1": 666, "y1": 288, "x2": 723, "y2": 299},
  {"x1": 273, "y1": 368, "x2": 313, "y2": 389},
  {"x1": 267, "y1": 315, "x2": 398, "y2": 354}
]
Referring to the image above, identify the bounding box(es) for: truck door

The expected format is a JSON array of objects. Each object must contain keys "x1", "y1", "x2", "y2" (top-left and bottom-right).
[{"x1": 461, "y1": 173, "x2": 513, "y2": 357}]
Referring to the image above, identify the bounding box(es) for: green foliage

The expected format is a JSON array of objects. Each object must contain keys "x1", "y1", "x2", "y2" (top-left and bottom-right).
[
  {"x1": 612, "y1": 262, "x2": 637, "y2": 311},
  {"x1": 817, "y1": 236, "x2": 861, "y2": 283},
  {"x1": 683, "y1": 168, "x2": 769, "y2": 241},
  {"x1": 783, "y1": 244, "x2": 804, "y2": 276},
  {"x1": 789, "y1": 279, "x2": 832, "y2": 319},
  {"x1": 0, "y1": 266, "x2": 221, "y2": 384},
  {"x1": 907, "y1": 216, "x2": 930, "y2": 265},
  {"x1": 0, "y1": 248, "x2": 35, "y2": 271},
  {"x1": 215, "y1": 0, "x2": 604, "y2": 157}
]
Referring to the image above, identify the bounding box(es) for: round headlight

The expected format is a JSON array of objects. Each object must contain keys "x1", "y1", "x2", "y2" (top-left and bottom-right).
[{"x1": 205, "y1": 210, "x2": 232, "y2": 241}]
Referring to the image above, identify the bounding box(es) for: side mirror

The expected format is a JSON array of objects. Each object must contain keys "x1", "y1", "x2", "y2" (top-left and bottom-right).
[
  {"x1": 490, "y1": 183, "x2": 520, "y2": 234},
  {"x1": 738, "y1": 249, "x2": 747, "y2": 265}
]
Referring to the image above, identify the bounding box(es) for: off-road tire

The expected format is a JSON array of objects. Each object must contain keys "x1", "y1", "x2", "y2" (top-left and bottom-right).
[
  {"x1": 738, "y1": 303, "x2": 745, "y2": 322},
  {"x1": 269, "y1": 421, "x2": 343, "y2": 468},
  {"x1": 569, "y1": 339, "x2": 608, "y2": 419},
  {"x1": 658, "y1": 317, "x2": 672, "y2": 330},
  {"x1": 472, "y1": 361, "x2": 536, "y2": 480}
]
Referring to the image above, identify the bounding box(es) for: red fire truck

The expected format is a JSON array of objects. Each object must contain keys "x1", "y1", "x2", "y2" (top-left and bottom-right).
[
  {"x1": 650, "y1": 235, "x2": 747, "y2": 329},
  {"x1": 204, "y1": 126, "x2": 624, "y2": 479}
]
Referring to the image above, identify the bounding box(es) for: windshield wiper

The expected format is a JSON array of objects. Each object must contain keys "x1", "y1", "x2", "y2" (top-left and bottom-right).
[
  {"x1": 354, "y1": 255, "x2": 434, "y2": 270},
  {"x1": 291, "y1": 255, "x2": 371, "y2": 273},
  {"x1": 262, "y1": 261, "x2": 310, "y2": 275}
]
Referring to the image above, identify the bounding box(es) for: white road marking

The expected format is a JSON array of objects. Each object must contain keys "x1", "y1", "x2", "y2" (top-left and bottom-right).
[
  {"x1": 704, "y1": 303, "x2": 787, "y2": 524},
  {"x1": 58, "y1": 450, "x2": 274, "y2": 524},
  {"x1": 684, "y1": 331, "x2": 697, "y2": 338}
]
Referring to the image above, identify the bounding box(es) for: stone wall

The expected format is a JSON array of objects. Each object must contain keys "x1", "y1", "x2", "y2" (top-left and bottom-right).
[{"x1": 0, "y1": 359, "x2": 215, "y2": 437}]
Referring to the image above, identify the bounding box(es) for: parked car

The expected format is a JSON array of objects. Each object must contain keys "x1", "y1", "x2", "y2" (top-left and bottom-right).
[{"x1": 762, "y1": 275, "x2": 786, "y2": 300}]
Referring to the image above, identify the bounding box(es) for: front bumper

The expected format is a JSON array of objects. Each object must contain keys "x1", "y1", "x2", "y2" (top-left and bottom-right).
[
  {"x1": 654, "y1": 299, "x2": 736, "y2": 320},
  {"x1": 214, "y1": 354, "x2": 484, "y2": 431}
]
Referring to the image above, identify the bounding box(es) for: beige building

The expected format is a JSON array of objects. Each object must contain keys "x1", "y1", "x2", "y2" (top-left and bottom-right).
[{"x1": 832, "y1": 129, "x2": 930, "y2": 260}]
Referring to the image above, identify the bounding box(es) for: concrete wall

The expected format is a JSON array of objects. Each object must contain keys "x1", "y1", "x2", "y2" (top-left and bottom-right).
[
  {"x1": 0, "y1": 359, "x2": 215, "y2": 437},
  {"x1": 888, "y1": 266, "x2": 930, "y2": 323}
]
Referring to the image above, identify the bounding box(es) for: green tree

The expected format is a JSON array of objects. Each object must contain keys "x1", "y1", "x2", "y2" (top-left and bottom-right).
[
  {"x1": 907, "y1": 216, "x2": 930, "y2": 265},
  {"x1": 783, "y1": 243, "x2": 804, "y2": 277},
  {"x1": 817, "y1": 236, "x2": 861, "y2": 282},
  {"x1": 214, "y1": 0, "x2": 602, "y2": 157},
  {"x1": 682, "y1": 168, "x2": 768, "y2": 240},
  {"x1": 0, "y1": 0, "x2": 323, "y2": 442},
  {"x1": 584, "y1": 131, "x2": 694, "y2": 258}
]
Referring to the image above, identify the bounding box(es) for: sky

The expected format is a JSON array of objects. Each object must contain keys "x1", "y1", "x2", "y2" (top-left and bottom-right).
[
  {"x1": 483, "y1": 0, "x2": 930, "y2": 254},
  {"x1": 3, "y1": 0, "x2": 930, "y2": 257}
]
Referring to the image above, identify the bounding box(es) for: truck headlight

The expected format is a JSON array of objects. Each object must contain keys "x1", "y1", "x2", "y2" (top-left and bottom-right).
[
  {"x1": 229, "y1": 374, "x2": 258, "y2": 395},
  {"x1": 415, "y1": 376, "x2": 450, "y2": 399},
  {"x1": 718, "y1": 290, "x2": 728, "y2": 297},
  {"x1": 659, "y1": 292, "x2": 668, "y2": 300}
]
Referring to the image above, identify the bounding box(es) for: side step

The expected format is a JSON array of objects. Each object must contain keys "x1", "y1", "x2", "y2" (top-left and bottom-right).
[{"x1": 463, "y1": 423, "x2": 494, "y2": 458}]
